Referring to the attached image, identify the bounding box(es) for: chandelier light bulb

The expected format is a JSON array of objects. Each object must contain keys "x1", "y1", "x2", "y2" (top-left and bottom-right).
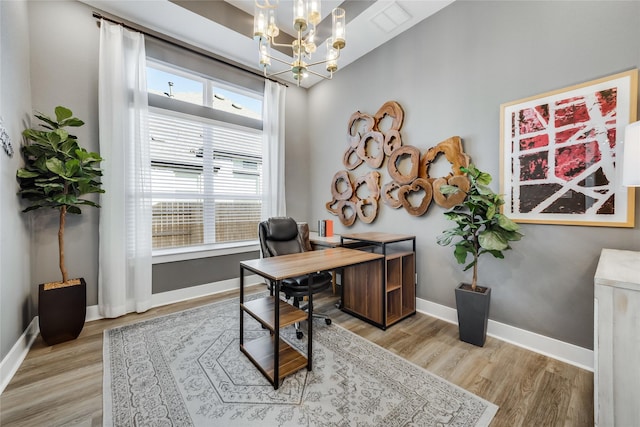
[
  {"x1": 253, "y1": 7, "x2": 266, "y2": 38},
  {"x1": 267, "y1": 8, "x2": 279, "y2": 38},
  {"x1": 259, "y1": 40, "x2": 271, "y2": 67},
  {"x1": 308, "y1": 0, "x2": 321, "y2": 26},
  {"x1": 332, "y1": 8, "x2": 346, "y2": 49},
  {"x1": 325, "y1": 39, "x2": 338, "y2": 72},
  {"x1": 293, "y1": 0, "x2": 308, "y2": 32}
]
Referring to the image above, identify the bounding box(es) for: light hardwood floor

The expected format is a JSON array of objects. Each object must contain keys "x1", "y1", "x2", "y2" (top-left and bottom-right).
[{"x1": 0, "y1": 285, "x2": 594, "y2": 426}]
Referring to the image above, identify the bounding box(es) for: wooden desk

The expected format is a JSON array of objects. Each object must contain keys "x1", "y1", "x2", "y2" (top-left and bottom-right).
[{"x1": 239, "y1": 247, "x2": 384, "y2": 389}]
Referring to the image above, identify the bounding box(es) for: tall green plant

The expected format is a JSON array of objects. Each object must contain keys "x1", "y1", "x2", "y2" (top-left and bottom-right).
[
  {"x1": 17, "y1": 106, "x2": 104, "y2": 284},
  {"x1": 436, "y1": 164, "x2": 523, "y2": 291}
]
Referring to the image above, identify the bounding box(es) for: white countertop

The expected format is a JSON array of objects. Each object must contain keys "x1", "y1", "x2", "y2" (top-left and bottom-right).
[{"x1": 594, "y1": 248, "x2": 640, "y2": 290}]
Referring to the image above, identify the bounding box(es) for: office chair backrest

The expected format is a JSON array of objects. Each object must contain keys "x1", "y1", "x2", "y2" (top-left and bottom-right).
[{"x1": 259, "y1": 217, "x2": 306, "y2": 258}]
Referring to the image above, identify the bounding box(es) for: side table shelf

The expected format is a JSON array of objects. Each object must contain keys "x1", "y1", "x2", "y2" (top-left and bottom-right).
[{"x1": 240, "y1": 295, "x2": 309, "y2": 389}]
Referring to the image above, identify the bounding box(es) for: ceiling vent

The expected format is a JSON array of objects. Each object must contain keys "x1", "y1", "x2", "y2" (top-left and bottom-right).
[{"x1": 371, "y1": 2, "x2": 412, "y2": 33}]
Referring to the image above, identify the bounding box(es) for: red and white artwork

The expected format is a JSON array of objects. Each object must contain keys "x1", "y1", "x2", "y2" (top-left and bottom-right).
[{"x1": 501, "y1": 70, "x2": 637, "y2": 227}]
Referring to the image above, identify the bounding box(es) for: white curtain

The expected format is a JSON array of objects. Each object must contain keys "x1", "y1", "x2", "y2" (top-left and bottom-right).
[
  {"x1": 98, "y1": 20, "x2": 152, "y2": 318},
  {"x1": 261, "y1": 80, "x2": 287, "y2": 219}
]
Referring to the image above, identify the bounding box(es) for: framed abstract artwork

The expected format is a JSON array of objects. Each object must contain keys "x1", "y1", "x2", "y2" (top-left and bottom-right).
[{"x1": 500, "y1": 69, "x2": 637, "y2": 227}]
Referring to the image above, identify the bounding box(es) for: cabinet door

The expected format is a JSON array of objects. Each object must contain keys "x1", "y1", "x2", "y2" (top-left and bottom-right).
[{"x1": 343, "y1": 261, "x2": 383, "y2": 324}]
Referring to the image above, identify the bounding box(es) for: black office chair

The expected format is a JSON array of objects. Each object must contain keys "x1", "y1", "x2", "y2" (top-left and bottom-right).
[{"x1": 258, "y1": 217, "x2": 332, "y2": 339}]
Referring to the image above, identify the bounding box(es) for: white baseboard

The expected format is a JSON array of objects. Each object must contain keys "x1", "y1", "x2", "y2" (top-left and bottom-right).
[
  {"x1": 85, "y1": 275, "x2": 261, "y2": 322},
  {"x1": 416, "y1": 297, "x2": 594, "y2": 371},
  {"x1": 0, "y1": 318, "x2": 39, "y2": 395}
]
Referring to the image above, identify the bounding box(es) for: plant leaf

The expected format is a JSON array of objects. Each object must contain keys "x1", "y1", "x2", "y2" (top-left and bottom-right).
[
  {"x1": 478, "y1": 230, "x2": 508, "y2": 251},
  {"x1": 440, "y1": 184, "x2": 461, "y2": 195},
  {"x1": 497, "y1": 214, "x2": 520, "y2": 231},
  {"x1": 55, "y1": 106, "x2": 73, "y2": 122},
  {"x1": 453, "y1": 243, "x2": 470, "y2": 264},
  {"x1": 45, "y1": 158, "x2": 66, "y2": 176},
  {"x1": 60, "y1": 117, "x2": 84, "y2": 127},
  {"x1": 17, "y1": 169, "x2": 39, "y2": 178},
  {"x1": 34, "y1": 114, "x2": 59, "y2": 129},
  {"x1": 476, "y1": 171, "x2": 492, "y2": 186}
]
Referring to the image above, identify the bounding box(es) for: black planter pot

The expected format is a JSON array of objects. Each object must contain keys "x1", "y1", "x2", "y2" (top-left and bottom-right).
[
  {"x1": 454, "y1": 282, "x2": 491, "y2": 347},
  {"x1": 38, "y1": 278, "x2": 86, "y2": 346}
]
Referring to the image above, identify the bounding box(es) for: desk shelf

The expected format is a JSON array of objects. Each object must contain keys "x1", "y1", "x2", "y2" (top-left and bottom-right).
[
  {"x1": 241, "y1": 335, "x2": 308, "y2": 383},
  {"x1": 240, "y1": 295, "x2": 309, "y2": 389},
  {"x1": 341, "y1": 233, "x2": 416, "y2": 329},
  {"x1": 242, "y1": 297, "x2": 308, "y2": 331}
]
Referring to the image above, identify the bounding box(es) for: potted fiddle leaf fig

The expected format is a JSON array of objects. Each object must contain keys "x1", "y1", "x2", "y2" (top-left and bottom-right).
[
  {"x1": 436, "y1": 164, "x2": 523, "y2": 346},
  {"x1": 17, "y1": 106, "x2": 104, "y2": 345}
]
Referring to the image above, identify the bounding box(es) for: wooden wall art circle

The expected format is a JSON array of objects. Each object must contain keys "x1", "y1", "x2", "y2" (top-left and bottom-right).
[
  {"x1": 348, "y1": 111, "x2": 375, "y2": 148},
  {"x1": 397, "y1": 178, "x2": 433, "y2": 216},
  {"x1": 354, "y1": 171, "x2": 381, "y2": 201},
  {"x1": 343, "y1": 146, "x2": 364, "y2": 170},
  {"x1": 387, "y1": 145, "x2": 420, "y2": 185},
  {"x1": 325, "y1": 199, "x2": 358, "y2": 226},
  {"x1": 374, "y1": 101, "x2": 404, "y2": 133},
  {"x1": 352, "y1": 171, "x2": 381, "y2": 224},
  {"x1": 382, "y1": 181, "x2": 403, "y2": 209},
  {"x1": 383, "y1": 129, "x2": 402, "y2": 156},
  {"x1": 432, "y1": 175, "x2": 471, "y2": 209},
  {"x1": 337, "y1": 200, "x2": 357, "y2": 226},
  {"x1": 330, "y1": 170, "x2": 354, "y2": 200},
  {"x1": 356, "y1": 131, "x2": 385, "y2": 169},
  {"x1": 419, "y1": 136, "x2": 470, "y2": 180},
  {"x1": 356, "y1": 198, "x2": 378, "y2": 224},
  {"x1": 326, "y1": 198, "x2": 340, "y2": 215}
]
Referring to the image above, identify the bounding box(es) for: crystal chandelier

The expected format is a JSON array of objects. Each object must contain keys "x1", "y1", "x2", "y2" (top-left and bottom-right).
[{"x1": 253, "y1": 0, "x2": 346, "y2": 85}]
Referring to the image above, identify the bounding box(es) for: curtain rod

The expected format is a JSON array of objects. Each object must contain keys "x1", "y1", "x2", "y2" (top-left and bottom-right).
[{"x1": 92, "y1": 11, "x2": 288, "y2": 87}]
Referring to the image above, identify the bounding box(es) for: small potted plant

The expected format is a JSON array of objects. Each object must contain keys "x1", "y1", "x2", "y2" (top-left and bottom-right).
[
  {"x1": 437, "y1": 164, "x2": 523, "y2": 346},
  {"x1": 17, "y1": 106, "x2": 104, "y2": 345}
]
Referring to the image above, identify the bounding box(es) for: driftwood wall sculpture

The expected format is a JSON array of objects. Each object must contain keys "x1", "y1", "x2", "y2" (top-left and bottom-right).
[{"x1": 327, "y1": 101, "x2": 472, "y2": 226}]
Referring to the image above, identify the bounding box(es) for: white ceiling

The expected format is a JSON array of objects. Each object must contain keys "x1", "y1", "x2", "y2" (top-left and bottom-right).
[{"x1": 80, "y1": 0, "x2": 454, "y2": 88}]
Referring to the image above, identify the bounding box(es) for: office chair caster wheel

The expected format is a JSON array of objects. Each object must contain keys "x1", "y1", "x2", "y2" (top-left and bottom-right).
[
  {"x1": 296, "y1": 331, "x2": 304, "y2": 339},
  {"x1": 325, "y1": 319, "x2": 332, "y2": 325}
]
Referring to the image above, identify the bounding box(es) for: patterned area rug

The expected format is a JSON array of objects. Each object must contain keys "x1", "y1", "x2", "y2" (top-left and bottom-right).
[{"x1": 103, "y1": 293, "x2": 498, "y2": 426}]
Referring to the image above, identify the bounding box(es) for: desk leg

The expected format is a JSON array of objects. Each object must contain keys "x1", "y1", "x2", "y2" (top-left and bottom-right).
[
  {"x1": 308, "y1": 274, "x2": 313, "y2": 371},
  {"x1": 239, "y1": 266, "x2": 244, "y2": 347},
  {"x1": 274, "y1": 280, "x2": 280, "y2": 389},
  {"x1": 331, "y1": 271, "x2": 336, "y2": 295},
  {"x1": 338, "y1": 267, "x2": 344, "y2": 309}
]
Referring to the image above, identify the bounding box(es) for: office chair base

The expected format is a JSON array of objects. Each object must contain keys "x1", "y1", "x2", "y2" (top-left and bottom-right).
[{"x1": 294, "y1": 316, "x2": 332, "y2": 339}]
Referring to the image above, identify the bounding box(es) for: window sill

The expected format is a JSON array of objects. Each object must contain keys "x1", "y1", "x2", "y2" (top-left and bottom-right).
[{"x1": 152, "y1": 241, "x2": 260, "y2": 264}]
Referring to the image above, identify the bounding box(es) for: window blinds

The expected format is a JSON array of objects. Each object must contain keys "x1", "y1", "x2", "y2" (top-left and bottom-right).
[{"x1": 149, "y1": 110, "x2": 262, "y2": 249}]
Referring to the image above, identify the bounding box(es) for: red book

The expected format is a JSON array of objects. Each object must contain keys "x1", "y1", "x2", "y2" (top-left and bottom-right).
[{"x1": 325, "y1": 220, "x2": 333, "y2": 237}]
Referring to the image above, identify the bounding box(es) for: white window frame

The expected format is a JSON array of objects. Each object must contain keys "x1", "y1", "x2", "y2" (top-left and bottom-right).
[{"x1": 147, "y1": 65, "x2": 264, "y2": 262}]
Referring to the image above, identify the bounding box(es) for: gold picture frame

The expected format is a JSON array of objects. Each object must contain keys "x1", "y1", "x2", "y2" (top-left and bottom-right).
[{"x1": 500, "y1": 69, "x2": 637, "y2": 227}]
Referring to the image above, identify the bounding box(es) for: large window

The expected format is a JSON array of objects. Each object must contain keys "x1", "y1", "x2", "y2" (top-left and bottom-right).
[{"x1": 147, "y1": 62, "x2": 264, "y2": 252}]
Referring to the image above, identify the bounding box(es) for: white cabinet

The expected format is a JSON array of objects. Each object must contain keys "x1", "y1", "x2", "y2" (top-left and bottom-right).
[{"x1": 594, "y1": 248, "x2": 640, "y2": 427}]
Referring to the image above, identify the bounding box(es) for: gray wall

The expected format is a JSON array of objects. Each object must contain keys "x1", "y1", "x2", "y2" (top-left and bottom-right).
[
  {"x1": 307, "y1": 0, "x2": 640, "y2": 350},
  {"x1": 0, "y1": 1, "x2": 34, "y2": 361}
]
